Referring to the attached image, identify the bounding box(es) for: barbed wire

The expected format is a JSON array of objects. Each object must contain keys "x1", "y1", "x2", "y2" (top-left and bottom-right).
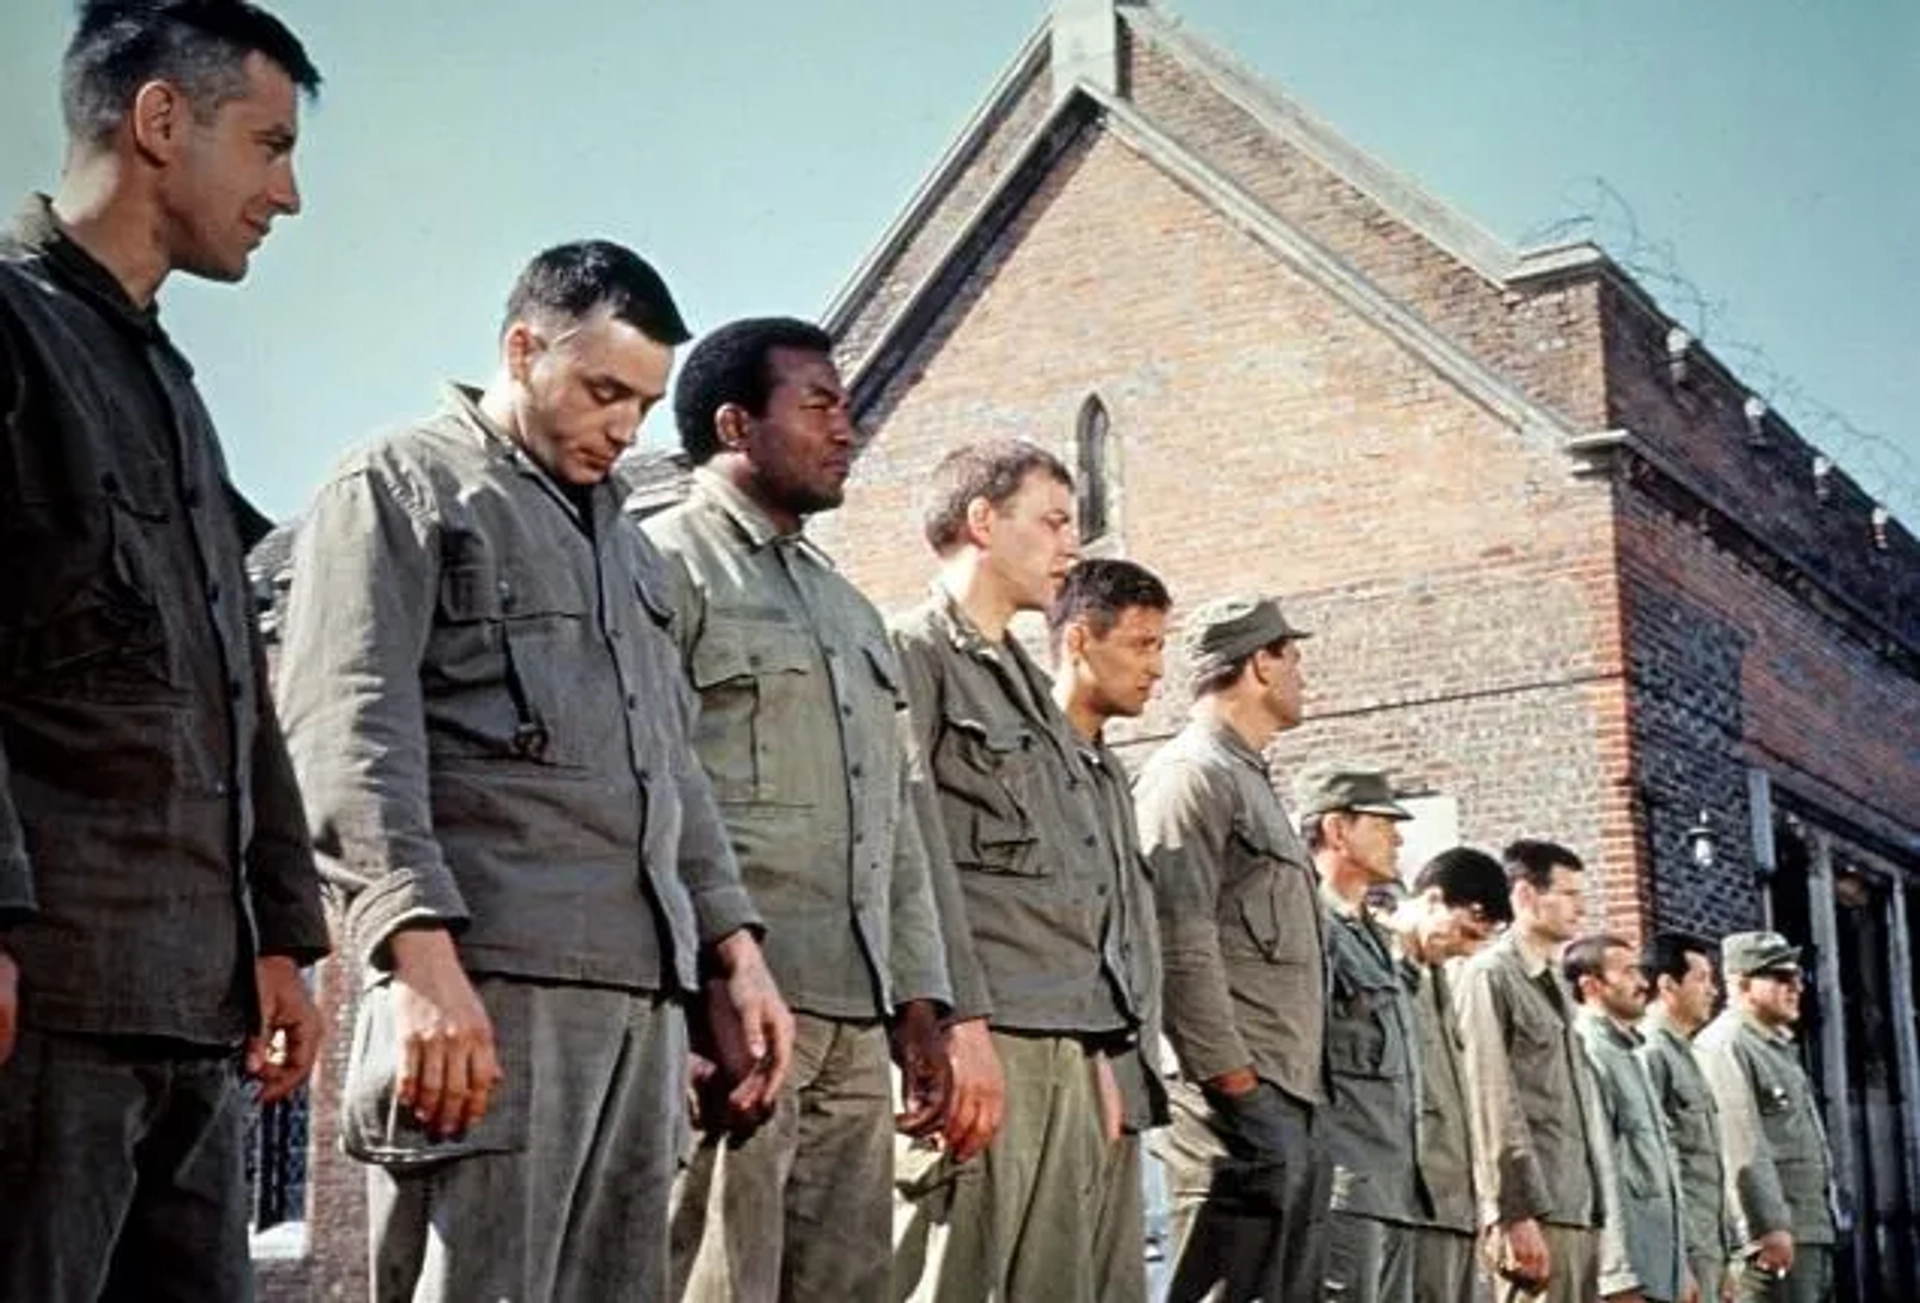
[{"x1": 1522, "y1": 177, "x2": 1918, "y2": 527}]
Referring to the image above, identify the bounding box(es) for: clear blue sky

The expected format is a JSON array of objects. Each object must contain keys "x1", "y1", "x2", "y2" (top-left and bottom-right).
[{"x1": 5, "y1": 0, "x2": 1916, "y2": 525}]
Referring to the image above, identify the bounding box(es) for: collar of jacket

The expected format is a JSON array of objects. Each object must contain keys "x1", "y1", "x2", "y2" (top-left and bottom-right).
[
  {"x1": 7, "y1": 193, "x2": 177, "y2": 354},
  {"x1": 1577, "y1": 1004, "x2": 1645, "y2": 1049},
  {"x1": 690, "y1": 465, "x2": 834, "y2": 567},
  {"x1": 1194, "y1": 711, "x2": 1271, "y2": 779},
  {"x1": 443, "y1": 382, "x2": 619, "y2": 530},
  {"x1": 1641, "y1": 1006, "x2": 1696, "y2": 1049},
  {"x1": 1738, "y1": 1006, "x2": 1797, "y2": 1047}
]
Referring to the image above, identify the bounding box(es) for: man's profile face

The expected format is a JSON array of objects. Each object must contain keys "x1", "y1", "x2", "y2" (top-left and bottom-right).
[
  {"x1": 514, "y1": 308, "x2": 672, "y2": 486},
  {"x1": 1337, "y1": 812, "x2": 1402, "y2": 885},
  {"x1": 1523, "y1": 865, "x2": 1584, "y2": 943},
  {"x1": 1590, "y1": 943, "x2": 1649, "y2": 1022},
  {"x1": 736, "y1": 347, "x2": 853, "y2": 518},
  {"x1": 1663, "y1": 950, "x2": 1718, "y2": 1028},
  {"x1": 982, "y1": 469, "x2": 1078, "y2": 613},
  {"x1": 161, "y1": 53, "x2": 303, "y2": 283},
  {"x1": 1259, "y1": 639, "x2": 1305, "y2": 730},
  {"x1": 1743, "y1": 968, "x2": 1803, "y2": 1029},
  {"x1": 1075, "y1": 604, "x2": 1167, "y2": 721}
]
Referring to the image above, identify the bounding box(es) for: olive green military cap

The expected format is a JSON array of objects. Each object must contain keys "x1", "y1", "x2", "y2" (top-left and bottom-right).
[
  {"x1": 1181, "y1": 595, "x2": 1310, "y2": 682},
  {"x1": 1291, "y1": 764, "x2": 1413, "y2": 821},
  {"x1": 1722, "y1": 930, "x2": 1802, "y2": 977}
]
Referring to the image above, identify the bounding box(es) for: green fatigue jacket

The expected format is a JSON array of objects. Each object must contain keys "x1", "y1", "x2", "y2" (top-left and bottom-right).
[
  {"x1": 1639, "y1": 1008, "x2": 1737, "y2": 1275},
  {"x1": 889, "y1": 592, "x2": 1132, "y2": 1036},
  {"x1": 1410, "y1": 960, "x2": 1477, "y2": 1235},
  {"x1": 278, "y1": 387, "x2": 759, "y2": 990},
  {"x1": 0, "y1": 198, "x2": 329, "y2": 1044},
  {"x1": 1577, "y1": 1008, "x2": 1689, "y2": 1301},
  {"x1": 1081, "y1": 732, "x2": 1167, "y2": 1130},
  {"x1": 1323, "y1": 892, "x2": 1427, "y2": 1224},
  {"x1": 1455, "y1": 934, "x2": 1610, "y2": 1230},
  {"x1": 640, "y1": 470, "x2": 948, "y2": 1020},
  {"x1": 1134, "y1": 715, "x2": 1327, "y2": 1106},
  {"x1": 1694, "y1": 1007, "x2": 1838, "y2": 1252}
]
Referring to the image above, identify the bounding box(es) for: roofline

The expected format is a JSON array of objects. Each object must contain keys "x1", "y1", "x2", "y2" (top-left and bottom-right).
[
  {"x1": 821, "y1": 20, "x2": 1051, "y2": 335},
  {"x1": 1121, "y1": 4, "x2": 1519, "y2": 284},
  {"x1": 845, "y1": 82, "x2": 1578, "y2": 451}
]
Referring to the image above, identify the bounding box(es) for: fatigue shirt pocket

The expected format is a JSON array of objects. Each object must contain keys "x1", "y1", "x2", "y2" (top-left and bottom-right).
[
  {"x1": 4, "y1": 459, "x2": 182, "y2": 703},
  {"x1": 1226, "y1": 815, "x2": 1297, "y2": 963},
  {"x1": 1327, "y1": 963, "x2": 1404, "y2": 1079},
  {"x1": 427, "y1": 534, "x2": 591, "y2": 768},
  {"x1": 686, "y1": 618, "x2": 817, "y2": 805},
  {"x1": 938, "y1": 711, "x2": 1043, "y2": 876}
]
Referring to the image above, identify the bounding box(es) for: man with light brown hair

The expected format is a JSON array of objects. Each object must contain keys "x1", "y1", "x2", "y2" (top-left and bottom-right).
[{"x1": 890, "y1": 440, "x2": 1141, "y2": 1301}]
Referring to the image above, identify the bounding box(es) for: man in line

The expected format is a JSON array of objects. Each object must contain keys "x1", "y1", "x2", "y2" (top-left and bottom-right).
[
  {"x1": 889, "y1": 440, "x2": 1140, "y2": 1300},
  {"x1": 1695, "y1": 933, "x2": 1839, "y2": 1303},
  {"x1": 1566, "y1": 935, "x2": 1695, "y2": 1303},
  {"x1": 1046, "y1": 557, "x2": 1175, "y2": 1303},
  {"x1": 1298, "y1": 766, "x2": 1424, "y2": 1303},
  {"x1": 1455, "y1": 841, "x2": 1640, "y2": 1303},
  {"x1": 1382, "y1": 847, "x2": 1512, "y2": 1303},
  {"x1": 640, "y1": 317, "x2": 951, "y2": 1302},
  {"x1": 277, "y1": 242, "x2": 792, "y2": 1302},
  {"x1": 0, "y1": 4, "x2": 329, "y2": 1295},
  {"x1": 1639, "y1": 932, "x2": 1734, "y2": 1303},
  {"x1": 1136, "y1": 595, "x2": 1331, "y2": 1303}
]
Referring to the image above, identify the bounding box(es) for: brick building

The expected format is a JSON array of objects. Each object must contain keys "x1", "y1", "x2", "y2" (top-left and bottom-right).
[{"x1": 262, "y1": 0, "x2": 1920, "y2": 1297}]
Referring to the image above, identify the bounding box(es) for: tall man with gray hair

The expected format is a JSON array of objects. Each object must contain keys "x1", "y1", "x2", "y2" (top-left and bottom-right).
[
  {"x1": 1136, "y1": 595, "x2": 1331, "y2": 1303},
  {"x1": 0, "y1": 4, "x2": 329, "y2": 1296}
]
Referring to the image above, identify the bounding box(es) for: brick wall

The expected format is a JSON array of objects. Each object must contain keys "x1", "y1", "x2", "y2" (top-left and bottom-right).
[{"x1": 817, "y1": 125, "x2": 1643, "y2": 931}]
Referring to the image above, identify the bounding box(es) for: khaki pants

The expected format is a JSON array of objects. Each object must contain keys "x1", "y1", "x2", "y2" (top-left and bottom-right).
[
  {"x1": 365, "y1": 981, "x2": 686, "y2": 1303},
  {"x1": 1157, "y1": 1080, "x2": 1333, "y2": 1303},
  {"x1": 1092, "y1": 1131, "x2": 1148, "y2": 1303},
  {"x1": 1413, "y1": 1227, "x2": 1483, "y2": 1303},
  {"x1": 672, "y1": 1013, "x2": 894, "y2": 1303},
  {"x1": 1326, "y1": 1211, "x2": 1416, "y2": 1303},
  {"x1": 1732, "y1": 1246, "x2": 1833, "y2": 1303},
  {"x1": 893, "y1": 1031, "x2": 1106, "y2": 1302},
  {"x1": 1688, "y1": 1249, "x2": 1725, "y2": 1303},
  {"x1": 1489, "y1": 1224, "x2": 1596, "y2": 1303}
]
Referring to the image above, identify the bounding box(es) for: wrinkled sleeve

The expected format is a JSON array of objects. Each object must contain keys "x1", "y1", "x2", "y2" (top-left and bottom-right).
[
  {"x1": 1135, "y1": 758, "x2": 1247, "y2": 1085},
  {"x1": 891, "y1": 624, "x2": 992, "y2": 1022},
  {"x1": 1697, "y1": 1033, "x2": 1789, "y2": 1247},
  {"x1": 275, "y1": 466, "x2": 465, "y2": 972},
  {"x1": 667, "y1": 668, "x2": 761, "y2": 949},
  {"x1": 1453, "y1": 960, "x2": 1550, "y2": 1226},
  {"x1": 0, "y1": 317, "x2": 35, "y2": 926},
  {"x1": 886, "y1": 766, "x2": 951, "y2": 1013},
  {"x1": 1582, "y1": 1038, "x2": 1641, "y2": 1296},
  {"x1": 244, "y1": 653, "x2": 329, "y2": 961}
]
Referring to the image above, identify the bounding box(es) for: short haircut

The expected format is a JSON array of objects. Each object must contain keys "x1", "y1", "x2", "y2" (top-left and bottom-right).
[
  {"x1": 1646, "y1": 930, "x2": 1714, "y2": 986},
  {"x1": 63, "y1": 0, "x2": 322, "y2": 146},
  {"x1": 501, "y1": 240, "x2": 691, "y2": 348},
  {"x1": 673, "y1": 317, "x2": 835, "y2": 465},
  {"x1": 1563, "y1": 932, "x2": 1633, "y2": 998},
  {"x1": 922, "y1": 440, "x2": 1070, "y2": 555},
  {"x1": 1503, "y1": 838, "x2": 1584, "y2": 892},
  {"x1": 1412, "y1": 846, "x2": 1514, "y2": 924},
  {"x1": 1301, "y1": 812, "x2": 1328, "y2": 853},
  {"x1": 1046, "y1": 558, "x2": 1170, "y2": 648}
]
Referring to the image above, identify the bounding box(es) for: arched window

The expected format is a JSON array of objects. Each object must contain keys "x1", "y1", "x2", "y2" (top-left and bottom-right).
[{"x1": 1076, "y1": 395, "x2": 1111, "y2": 543}]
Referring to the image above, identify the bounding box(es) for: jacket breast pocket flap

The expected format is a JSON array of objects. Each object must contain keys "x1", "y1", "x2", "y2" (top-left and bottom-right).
[{"x1": 1327, "y1": 981, "x2": 1395, "y2": 1077}]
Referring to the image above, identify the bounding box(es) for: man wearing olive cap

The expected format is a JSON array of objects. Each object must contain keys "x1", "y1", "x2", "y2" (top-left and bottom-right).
[
  {"x1": 1135, "y1": 595, "x2": 1332, "y2": 1303},
  {"x1": 1694, "y1": 932, "x2": 1840, "y2": 1303},
  {"x1": 1299, "y1": 766, "x2": 1425, "y2": 1303}
]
